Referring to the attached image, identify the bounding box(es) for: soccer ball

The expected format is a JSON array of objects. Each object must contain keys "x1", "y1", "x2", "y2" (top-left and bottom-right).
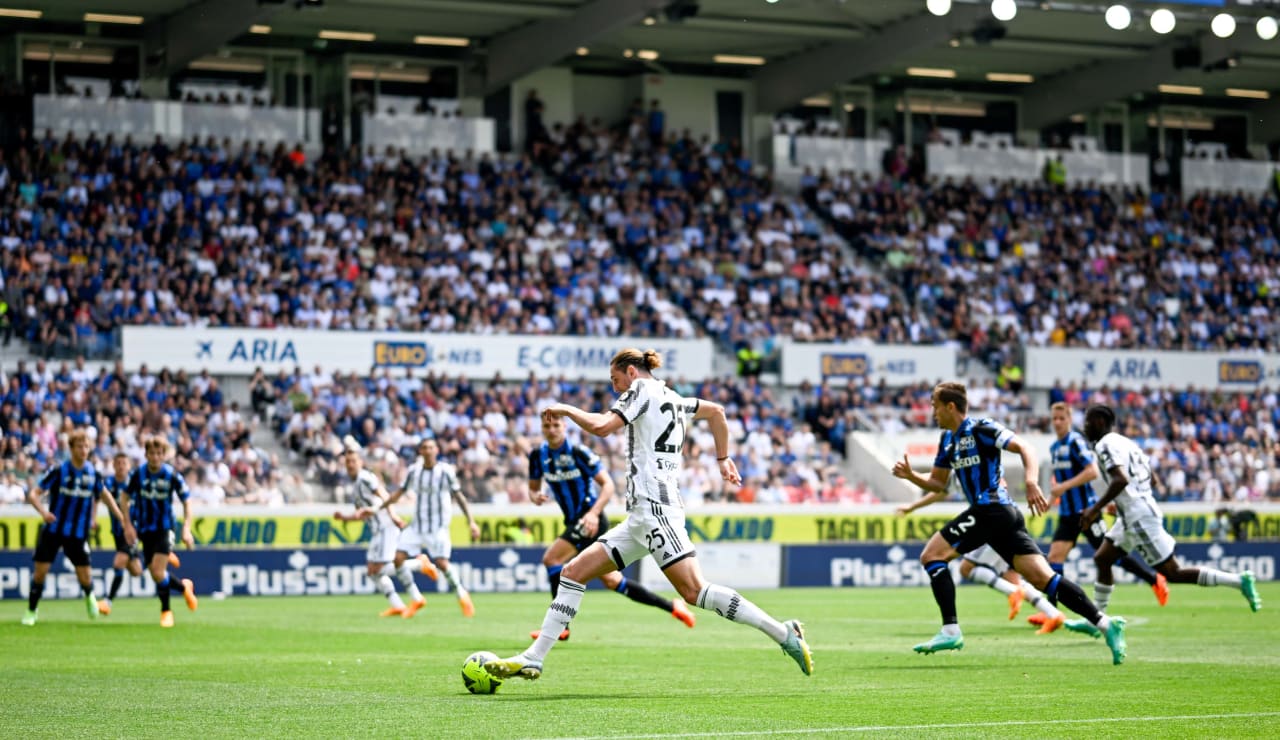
[{"x1": 461, "y1": 651, "x2": 503, "y2": 694}]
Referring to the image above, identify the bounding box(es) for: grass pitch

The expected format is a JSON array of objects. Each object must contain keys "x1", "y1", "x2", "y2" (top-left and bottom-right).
[{"x1": 2, "y1": 583, "x2": 1277, "y2": 739}]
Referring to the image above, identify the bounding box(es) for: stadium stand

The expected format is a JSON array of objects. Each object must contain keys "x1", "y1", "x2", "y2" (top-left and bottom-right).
[
  {"x1": 0, "y1": 358, "x2": 288, "y2": 504},
  {"x1": 805, "y1": 173, "x2": 1280, "y2": 362}
]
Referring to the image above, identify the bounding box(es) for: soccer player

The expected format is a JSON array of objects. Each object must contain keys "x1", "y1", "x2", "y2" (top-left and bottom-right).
[
  {"x1": 23, "y1": 429, "x2": 135, "y2": 626},
  {"x1": 1067, "y1": 404, "x2": 1261, "y2": 634},
  {"x1": 381, "y1": 437, "x2": 478, "y2": 618},
  {"x1": 98, "y1": 453, "x2": 183, "y2": 616},
  {"x1": 333, "y1": 446, "x2": 411, "y2": 617},
  {"x1": 892, "y1": 382, "x2": 1126, "y2": 664},
  {"x1": 121, "y1": 437, "x2": 198, "y2": 628},
  {"x1": 1038, "y1": 403, "x2": 1167, "y2": 623},
  {"x1": 483, "y1": 349, "x2": 812, "y2": 682},
  {"x1": 527, "y1": 413, "x2": 696, "y2": 641},
  {"x1": 98, "y1": 452, "x2": 141, "y2": 616}
]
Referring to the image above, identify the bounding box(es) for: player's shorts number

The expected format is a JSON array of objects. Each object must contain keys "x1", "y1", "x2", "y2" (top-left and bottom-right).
[{"x1": 645, "y1": 527, "x2": 666, "y2": 553}]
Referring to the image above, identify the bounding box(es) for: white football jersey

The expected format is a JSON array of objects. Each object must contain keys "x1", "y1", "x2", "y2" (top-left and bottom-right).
[
  {"x1": 351, "y1": 469, "x2": 394, "y2": 534},
  {"x1": 1092, "y1": 432, "x2": 1162, "y2": 521},
  {"x1": 611, "y1": 377, "x2": 698, "y2": 509},
  {"x1": 400, "y1": 461, "x2": 460, "y2": 533}
]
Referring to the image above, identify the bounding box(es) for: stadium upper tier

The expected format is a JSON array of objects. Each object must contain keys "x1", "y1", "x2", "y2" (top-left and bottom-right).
[
  {"x1": 805, "y1": 171, "x2": 1280, "y2": 353},
  {"x1": 0, "y1": 124, "x2": 924, "y2": 359}
]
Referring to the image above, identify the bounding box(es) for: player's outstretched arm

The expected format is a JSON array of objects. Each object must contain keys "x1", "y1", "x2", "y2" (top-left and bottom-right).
[
  {"x1": 544, "y1": 403, "x2": 625, "y2": 438},
  {"x1": 892, "y1": 454, "x2": 950, "y2": 493},
  {"x1": 693, "y1": 400, "x2": 740, "y2": 486}
]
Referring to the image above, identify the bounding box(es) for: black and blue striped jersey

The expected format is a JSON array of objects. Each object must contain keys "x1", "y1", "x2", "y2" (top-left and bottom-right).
[
  {"x1": 39, "y1": 460, "x2": 106, "y2": 539},
  {"x1": 1050, "y1": 430, "x2": 1097, "y2": 516},
  {"x1": 528, "y1": 441, "x2": 603, "y2": 526},
  {"x1": 934, "y1": 417, "x2": 1015, "y2": 506},
  {"x1": 104, "y1": 474, "x2": 133, "y2": 537},
  {"x1": 126, "y1": 463, "x2": 189, "y2": 534}
]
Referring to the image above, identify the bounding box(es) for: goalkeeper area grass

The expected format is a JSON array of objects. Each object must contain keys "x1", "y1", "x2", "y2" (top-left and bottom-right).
[{"x1": 2, "y1": 584, "x2": 1276, "y2": 739}]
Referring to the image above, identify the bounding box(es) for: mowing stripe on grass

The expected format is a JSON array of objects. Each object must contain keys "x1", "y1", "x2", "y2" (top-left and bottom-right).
[{"x1": 539, "y1": 710, "x2": 1280, "y2": 739}]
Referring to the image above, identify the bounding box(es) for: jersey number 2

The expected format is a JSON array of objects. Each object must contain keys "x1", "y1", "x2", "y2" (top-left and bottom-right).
[{"x1": 654, "y1": 402, "x2": 682, "y2": 454}]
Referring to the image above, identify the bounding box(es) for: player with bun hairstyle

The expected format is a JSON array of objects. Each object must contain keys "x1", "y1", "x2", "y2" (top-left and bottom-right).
[{"x1": 483, "y1": 348, "x2": 813, "y2": 682}]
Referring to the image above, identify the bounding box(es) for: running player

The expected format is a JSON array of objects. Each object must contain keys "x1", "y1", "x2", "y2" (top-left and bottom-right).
[
  {"x1": 1037, "y1": 403, "x2": 1167, "y2": 625},
  {"x1": 22, "y1": 429, "x2": 135, "y2": 626},
  {"x1": 956, "y1": 544, "x2": 1066, "y2": 633},
  {"x1": 1066, "y1": 405, "x2": 1261, "y2": 635},
  {"x1": 333, "y1": 446, "x2": 412, "y2": 617},
  {"x1": 122, "y1": 437, "x2": 198, "y2": 628},
  {"x1": 892, "y1": 382, "x2": 1126, "y2": 664},
  {"x1": 527, "y1": 413, "x2": 695, "y2": 641},
  {"x1": 98, "y1": 453, "x2": 183, "y2": 616},
  {"x1": 98, "y1": 452, "x2": 141, "y2": 615},
  {"x1": 381, "y1": 437, "x2": 478, "y2": 618},
  {"x1": 483, "y1": 348, "x2": 812, "y2": 682}
]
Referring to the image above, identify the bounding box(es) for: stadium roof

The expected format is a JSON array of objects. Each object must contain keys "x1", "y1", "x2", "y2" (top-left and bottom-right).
[{"x1": 14, "y1": 0, "x2": 1280, "y2": 123}]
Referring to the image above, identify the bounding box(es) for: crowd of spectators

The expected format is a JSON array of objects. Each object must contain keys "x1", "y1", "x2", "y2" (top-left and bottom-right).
[
  {"x1": 250, "y1": 366, "x2": 877, "y2": 507},
  {"x1": 0, "y1": 125, "x2": 696, "y2": 363},
  {"x1": 0, "y1": 359, "x2": 295, "y2": 507},
  {"x1": 804, "y1": 171, "x2": 1280, "y2": 364}
]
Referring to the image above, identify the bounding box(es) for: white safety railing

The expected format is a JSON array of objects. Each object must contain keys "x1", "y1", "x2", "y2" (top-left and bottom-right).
[
  {"x1": 35, "y1": 94, "x2": 320, "y2": 148},
  {"x1": 362, "y1": 113, "x2": 495, "y2": 155},
  {"x1": 927, "y1": 142, "x2": 1150, "y2": 189}
]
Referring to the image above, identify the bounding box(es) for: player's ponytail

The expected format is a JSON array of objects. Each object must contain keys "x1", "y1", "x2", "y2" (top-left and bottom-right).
[{"x1": 611, "y1": 348, "x2": 663, "y2": 373}]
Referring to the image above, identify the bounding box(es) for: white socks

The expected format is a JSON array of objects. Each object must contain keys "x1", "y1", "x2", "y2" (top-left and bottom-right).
[
  {"x1": 376, "y1": 565, "x2": 404, "y2": 608},
  {"x1": 1198, "y1": 569, "x2": 1242, "y2": 588},
  {"x1": 442, "y1": 565, "x2": 468, "y2": 597},
  {"x1": 1020, "y1": 581, "x2": 1063, "y2": 619},
  {"x1": 1093, "y1": 582, "x2": 1114, "y2": 612},
  {"x1": 695, "y1": 583, "x2": 788, "y2": 643},
  {"x1": 527, "y1": 577, "x2": 586, "y2": 662},
  {"x1": 968, "y1": 565, "x2": 1017, "y2": 596},
  {"x1": 396, "y1": 564, "x2": 423, "y2": 602}
]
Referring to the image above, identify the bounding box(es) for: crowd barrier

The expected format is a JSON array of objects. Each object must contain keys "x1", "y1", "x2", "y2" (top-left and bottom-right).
[
  {"x1": 3, "y1": 540, "x2": 1273, "y2": 600},
  {"x1": 34, "y1": 95, "x2": 320, "y2": 148},
  {"x1": 362, "y1": 113, "x2": 495, "y2": 155},
  {"x1": 926, "y1": 142, "x2": 1149, "y2": 189},
  {"x1": 1182, "y1": 157, "x2": 1277, "y2": 198}
]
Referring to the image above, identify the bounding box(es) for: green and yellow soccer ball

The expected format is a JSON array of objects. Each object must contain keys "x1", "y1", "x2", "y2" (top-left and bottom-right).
[{"x1": 462, "y1": 651, "x2": 503, "y2": 694}]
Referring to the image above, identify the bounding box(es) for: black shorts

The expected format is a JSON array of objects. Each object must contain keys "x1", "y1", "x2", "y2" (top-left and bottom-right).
[
  {"x1": 1053, "y1": 511, "x2": 1108, "y2": 549},
  {"x1": 111, "y1": 522, "x2": 140, "y2": 555},
  {"x1": 560, "y1": 513, "x2": 610, "y2": 552},
  {"x1": 940, "y1": 504, "x2": 1042, "y2": 566},
  {"x1": 33, "y1": 529, "x2": 91, "y2": 567},
  {"x1": 139, "y1": 529, "x2": 172, "y2": 565}
]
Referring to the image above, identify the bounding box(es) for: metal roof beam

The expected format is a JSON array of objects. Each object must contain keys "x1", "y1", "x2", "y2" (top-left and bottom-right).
[
  {"x1": 479, "y1": 0, "x2": 670, "y2": 95},
  {"x1": 142, "y1": 0, "x2": 283, "y2": 82},
  {"x1": 753, "y1": 5, "x2": 984, "y2": 115},
  {"x1": 1023, "y1": 32, "x2": 1278, "y2": 130}
]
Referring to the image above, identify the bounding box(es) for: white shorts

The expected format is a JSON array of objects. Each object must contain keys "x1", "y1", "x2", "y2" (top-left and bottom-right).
[
  {"x1": 366, "y1": 527, "x2": 399, "y2": 564},
  {"x1": 598, "y1": 499, "x2": 695, "y2": 571},
  {"x1": 397, "y1": 526, "x2": 451, "y2": 561},
  {"x1": 961, "y1": 544, "x2": 1010, "y2": 572},
  {"x1": 1106, "y1": 513, "x2": 1176, "y2": 565}
]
